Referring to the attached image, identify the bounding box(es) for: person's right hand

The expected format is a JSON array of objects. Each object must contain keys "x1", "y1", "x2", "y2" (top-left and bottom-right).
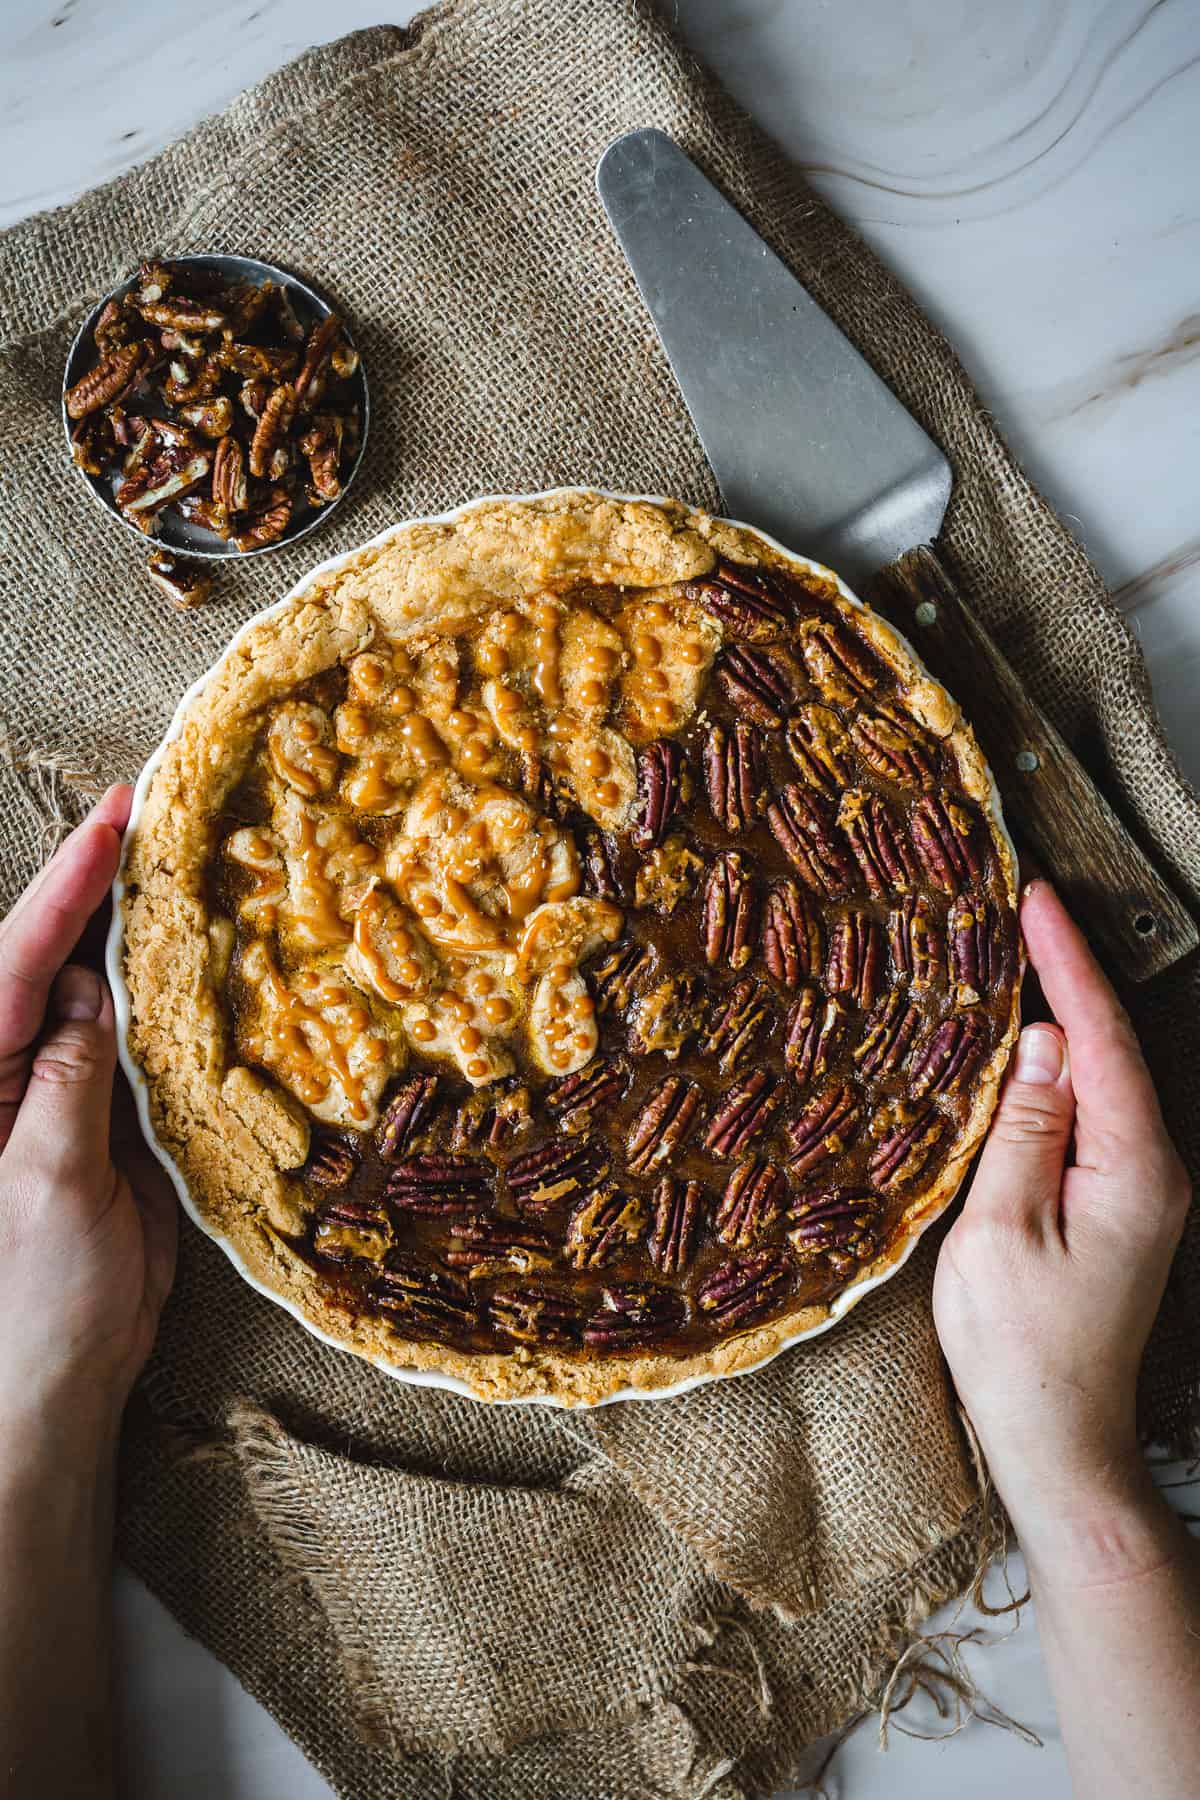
[{"x1": 933, "y1": 879, "x2": 1192, "y2": 1559}]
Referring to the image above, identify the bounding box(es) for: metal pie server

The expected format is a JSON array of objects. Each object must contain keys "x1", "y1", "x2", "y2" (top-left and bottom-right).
[{"x1": 597, "y1": 127, "x2": 1196, "y2": 982}]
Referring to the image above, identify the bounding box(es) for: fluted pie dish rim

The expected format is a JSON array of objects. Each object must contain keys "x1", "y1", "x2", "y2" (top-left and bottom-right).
[{"x1": 107, "y1": 487, "x2": 1021, "y2": 1407}]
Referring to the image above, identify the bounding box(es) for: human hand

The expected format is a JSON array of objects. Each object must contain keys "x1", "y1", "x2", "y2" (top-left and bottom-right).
[
  {"x1": 0, "y1": 788, "x2": 176, "y2": 1462},
  {"x1": 933, "y1": 879, "x2": 1192, "y2": 1561}
]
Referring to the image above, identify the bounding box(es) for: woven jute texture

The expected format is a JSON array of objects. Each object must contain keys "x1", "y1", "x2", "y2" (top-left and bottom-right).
[{"x1": 2, "y1": 4, "x2": 1198, "y2": 1794}]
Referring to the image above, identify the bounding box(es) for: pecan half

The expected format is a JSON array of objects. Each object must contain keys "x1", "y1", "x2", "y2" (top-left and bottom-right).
[
  {"x1": 145, "y1": 551, "x2": 213, "y2": 610},
  {"x1": 444, "y1": 1216, "x2": 555, "y2": 1278},
  {"x1": 222, "y1": 280, "x2": 274, "y2": 337},
  {"x1": 766, "y1": 785, "x2": 856, "y2": 896},
  {"x1": 298, "y1": 412, "x2": 345, "y2": 501},
  {"x1": 583, "y1": 1283, "x2": 687, "y2": 1349},
  {"x1": 312, "y1": 1195, "x2": 391, "y2": 1265},
  {"x1": 577, "y1": 824, "x2": 620, "y2": 900},
  {"x1": 248, "y1": 383, "x2": 296, "y2": 478},
  {"x1": 852, "y1": 989, "x2": 923, "y2": 1078},
  {"x1": 177, "y1": 396, "x2": 234, "y2": 439},
  {"x1": 837, "y1": 790, "x2": 918, "y2": 896},
  {"x1": 546, "y1": 1059, "x2": 629, "y2": 1133},
  {"x1": 889, "y1": 894, "x2": 946, "y2": 990},
  {"x1": 910, "y1": 796, "x2": 984, "y2": 892},
  {"x1": 716, "y1": 1157, "x2": 788, "y2": 1249},
  {"x1": 825, "y1": 911, "x2": 884, "y2": 1010},
  {"x1": 133, "y1": 260, "x2": 175, "y2": 306},
  {"x1": 948, "y1": 893, "x2": 1004, "y2": 1005},
  {"x1": 177, "y1": 494, "x2": 233, "y2": 539},
  {"x1": 850, "y1": 708, "x2": 936, "y2": 788},
  {"x1": 704, "y1": 1069, "x2": 781, "y2": 1159},
  {"x1": 762, "y1": 880, "x2": 823, "y2": 988},
  {"x1": 868, "y1": 1102, "x2": 947, "y2": 1191},
  {"x1": 564, "y1": 1189, "x2": 647, "y2": 1269},
  {"x1": 647, "y1": 1177, "x2": 706, "y2": 1276},
  {"x1": 451, "y1": 1081, "x2": 533, "y2": 1152},
  {"x1": 505, "y1": 1136, "x2": 610, "y2": 1218},
  {"x1": 703, "y1": 722, "x2": 767, "y2": 834},
  {"x1": 700, "y1": 977, "x2": 773, "y2": 1076},
  {"x1": 798, "y1": 618, "x2": 881, "y2": 704},
  {"x1": 716, "y1": 644, "x2": 798, "y2": 727},
  {"x1": 909, "y1": 1012, "x2": 989, "y2": 1099},
  {"x1": 305, "y1": 1137, "x2": 358, "y2": 1189},
  {"x1": 117, "y1": 444, "x2": 212, "y2": 523},
  {"x1": 517, "y1": 751, "x2": 562, "y2": 820},
  {"x1": 490, "y1": 1284, "x2": 581, "y2": 1346},
  {"x1": 331, "y1": 336, "x2": 360, "y2": 379},
  {"x1": 65, "y1": 341, "x2": 149, "y2": 419},
  {"x1": 785, "y1": 705, "x2": 852, "y2": 794},
  {"x1": 629, "y1": 973, "x2": 703, "y2": 1060},
  {"x1": 376, "y1": 1074, "x2": 440, "y2": 1160},
  {"x1": 240, "y1": 378, "x2": 271, "y2": 419},
  {"x1": 685, "y1": 559, "x2": 792, "y2": 640},
  {"x1": 702, "y1": 851, "x2": 758, "y2": 969},
  {"x1": 216, "y1": 341, "x2": 299, "y2": 381},
  {"x1": 211, "y1": 435, "x2": 248, "y2": 512},
  {"x1": 93, "y1": 296, "x2": 143, "y2": 354},
  {"x1": 784, "y1": 987, "x2": 849, "y2": 1086},
  {"x1": 69, "y1": 411, "x2": 117, "y2": 475},
  {"x1": 233, "y1": 485, "x2": 291, "y2": 551},
  {"x1": 135, "y1": 295, "x2": 228, "y2": 334},
  {"x1": 273, "y1": 284, "x2": 307, "y2": 342},
  {"x1": 589, "y1": 940, "x2": 654, "y2": 1014},
  {"x1": 634, "y1": 836, "x2": 704, "y2": 915},
  {"x1": 293, "y1": 313, "x2": 341, "y2": 409},
  {"x1": 161, "y1": 354, "x2": 223, "y2": 405},
  {"x1": 626, "y1": 1075, "x2": 706, "y2": 1174},
  {"x1": 631, "y1": 739, "x2": 687, "y2": 849},
  {"x1": 374, "y1": 1254, "x2": 476, "y2": 1341},
  {"x1": 787, "y1": 1188, "x2": 879, "y2": 1266},
  {"x1": 697, "y1": 1247, "x2": 793, "y2": 1329},
  {"x1": 786, "y1": 1083, "x2": 864, "y2": 1177},
  {"x1": 385, "y1": 1154, "x2": 493, "y2": 1216}
]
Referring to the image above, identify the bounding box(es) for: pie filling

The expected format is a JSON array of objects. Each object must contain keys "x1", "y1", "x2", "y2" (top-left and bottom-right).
[{"x1": 211, "y1": 558, "x2": 1018, "y2": 1362}]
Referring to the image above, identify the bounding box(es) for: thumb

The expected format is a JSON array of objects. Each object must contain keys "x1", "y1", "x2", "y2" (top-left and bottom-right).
[
  {"x1": 965, "y1": 1023, "x2": 1075, "y2": 1229},
  {"x1": 8, "y1": 965, "x2": 117, "y2": 1193}
]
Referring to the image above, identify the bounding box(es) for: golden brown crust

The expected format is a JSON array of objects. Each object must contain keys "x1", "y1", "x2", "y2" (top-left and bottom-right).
[{"x1": 116, "y1": 490, "x2": 1020, "y2": 1406}]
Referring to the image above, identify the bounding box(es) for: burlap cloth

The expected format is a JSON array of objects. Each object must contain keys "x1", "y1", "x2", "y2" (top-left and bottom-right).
[{"x1": 1, "y1": 4, "x2": 1197, "y2": 1794}]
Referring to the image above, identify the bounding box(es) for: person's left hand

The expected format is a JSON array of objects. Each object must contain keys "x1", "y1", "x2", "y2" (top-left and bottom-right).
[{"x1": 0, "y1": 787, "x2": 176, "y2": 1453}]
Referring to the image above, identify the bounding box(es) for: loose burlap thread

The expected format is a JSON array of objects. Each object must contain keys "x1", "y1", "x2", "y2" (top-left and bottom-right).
[{"x1": 2, "y1": 4, "x2": 1198, "y2": 1794}]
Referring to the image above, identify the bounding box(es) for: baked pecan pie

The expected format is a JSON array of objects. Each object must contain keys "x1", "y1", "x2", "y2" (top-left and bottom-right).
[{"x1": 119, "y1": 492, "x2": 1020, "y2": 1403}]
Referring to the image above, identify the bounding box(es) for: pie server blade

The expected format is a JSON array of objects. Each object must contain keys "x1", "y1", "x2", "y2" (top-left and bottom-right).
[{"x1": 596, "y1": 126, "x2": 950, "y2": 588}]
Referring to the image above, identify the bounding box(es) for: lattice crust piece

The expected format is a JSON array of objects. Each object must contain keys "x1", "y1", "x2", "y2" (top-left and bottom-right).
[{"x1": 121, "y1": 492, "x2": 1020, "y2": 1404}]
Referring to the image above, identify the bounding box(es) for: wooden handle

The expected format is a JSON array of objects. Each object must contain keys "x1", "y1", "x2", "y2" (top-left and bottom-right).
[{"x1": 869, "y1": 547, "x2": 1197, "y2": 983}]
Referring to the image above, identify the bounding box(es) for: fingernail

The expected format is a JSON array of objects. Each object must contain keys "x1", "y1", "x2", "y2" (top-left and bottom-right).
[
  {"x1": 1014, "y1": 1024, "x2": 1064, "y2": 1085},
  {"x1": 54, "y1": 965, "x2": 103, "y2": 1022}
]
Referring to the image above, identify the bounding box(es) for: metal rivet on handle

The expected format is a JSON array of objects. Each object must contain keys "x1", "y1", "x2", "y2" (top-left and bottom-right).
[
  {"x1": 915, "y1": 601, "x2": 937, "y2": 626},
  {"x1": 1015, "y1": 750, "x2": 1040, "y2": 773}
]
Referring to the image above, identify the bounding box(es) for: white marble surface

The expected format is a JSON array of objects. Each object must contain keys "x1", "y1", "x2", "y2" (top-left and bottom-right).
[{"x1": 4, "y1": 0, "x2": 1199, "y2": 1794}]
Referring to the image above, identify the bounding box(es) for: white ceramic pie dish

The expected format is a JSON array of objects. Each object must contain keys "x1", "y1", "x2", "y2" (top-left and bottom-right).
[{"x1": 106, "y1": 486, "x2": 1019, "y2": 1407}]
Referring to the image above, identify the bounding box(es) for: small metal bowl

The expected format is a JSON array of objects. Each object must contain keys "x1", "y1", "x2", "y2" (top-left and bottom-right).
[{"x1": 61, "y1": 252, "x2": 370, "y2": 561}]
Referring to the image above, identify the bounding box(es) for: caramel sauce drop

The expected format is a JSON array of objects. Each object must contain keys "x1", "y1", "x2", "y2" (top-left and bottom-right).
[{"x1": 346, "y1": 753, "x2": 400, "y2": 813}]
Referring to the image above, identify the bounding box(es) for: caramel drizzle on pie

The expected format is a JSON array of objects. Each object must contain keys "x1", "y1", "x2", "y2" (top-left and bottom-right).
[{"x1": 214, "y1": 561, "x2": 1017, "y2": 1362}]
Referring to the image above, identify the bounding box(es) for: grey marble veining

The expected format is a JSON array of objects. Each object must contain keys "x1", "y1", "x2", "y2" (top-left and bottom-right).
[{"x1": 3, "y1": 3, "x2": 1198, "y2": 1797}]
